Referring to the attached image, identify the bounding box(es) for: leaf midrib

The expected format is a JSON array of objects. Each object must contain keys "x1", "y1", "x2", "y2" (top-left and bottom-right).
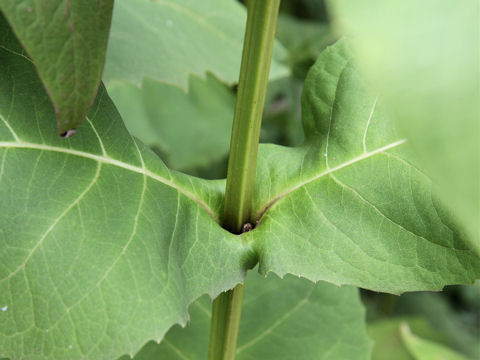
[
  {"x1": 236, "y1": 287, "x2": 314, "y2": 354},
  {"x1": 0, "y1": 140, "x2": 218, "y2": 222},
  {"x1": 0, "y1": 138, "x2": 407, "y2": 227},
  {"x1": 254, "y1": 139, "x2": 407, "y2": 221}
]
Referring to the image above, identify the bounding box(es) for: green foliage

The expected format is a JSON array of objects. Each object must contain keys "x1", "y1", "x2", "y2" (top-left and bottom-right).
[
  {"x1": 368, "y1": 318, "x2": 446, "y2": 360},
  {"x1": 262, "y1": 77, "x2": 305, "y2": 147},
  {"x1": 0, "y1": 1, "x2": 479, "y2": 359},
  {"x1": 393, "y1": 291, "x2": 480, "y2": 358},
  {"x1": 0, "y1": 1, "x2": 113, "y2": 134},
  {"x1": 122, "y1": 271, "x2": 371, "y2": 360},
  {"x1": 275, "y1": 13, "x2": 333, "y2": 79},
  {"x1": 400, "y1": 324, "x2": 469, "y2": 360},
  {"x1": 368, "y1": 318, "x2": 472, "y2": 360},
  {"x1": 108, "y1": 74, "x2": 235, "y2": 172},
  {"x1": 103, "y1": 0, "x2": 289, "y2": 90}
]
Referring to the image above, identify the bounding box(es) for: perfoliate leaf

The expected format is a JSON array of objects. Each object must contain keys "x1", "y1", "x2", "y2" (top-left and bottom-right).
[
  {"x1": 0, "y1": 21, "x2": 252, "y2": 360},
  {"x1": 0, "y1": 2, "x2": 113, "y2": 134},
  {"x1": 107, "y1": 74, "x2": 235, "y2": 172},
  {"x1": 122, "y1": 272, "x2": 372, "y2": 360},
  {"x1": 327, "y1": 0, "x2": 480, "y2": 254},
  {"x1": 103, "y1": 0, "x2": 289, "y2": 90},
  {"x1": 246, "y1": 39, "x2": 480, "y2": 294}
]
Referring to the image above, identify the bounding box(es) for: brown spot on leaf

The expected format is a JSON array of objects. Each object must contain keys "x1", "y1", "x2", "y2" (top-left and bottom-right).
[{"x1": 60, "y1": 129, "x2": 76, "y2": 138}]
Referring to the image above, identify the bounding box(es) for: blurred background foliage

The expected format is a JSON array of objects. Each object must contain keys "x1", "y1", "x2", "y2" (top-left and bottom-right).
[{"x1": 105, "y1": 0, "x2": 479, "y2": 358}]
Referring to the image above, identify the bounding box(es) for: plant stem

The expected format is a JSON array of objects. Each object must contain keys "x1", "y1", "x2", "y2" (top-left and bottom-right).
[
  {"x1": 208, "y1": 1, "x2": 280, "y2": 360},
  {"x1": 208, "y1": 284, "x2": 245, "y2": 360},
  {"x1": 222, "y1": 0, "x2": 281, "y2": 234}
]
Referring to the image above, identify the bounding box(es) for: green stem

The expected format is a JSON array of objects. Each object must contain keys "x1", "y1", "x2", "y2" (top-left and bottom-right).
[
  {"x1": 222, "y1": 0, "x2": 281, "y2": 234},
  {"x1": 208, "y1": 284, "x2": 245, "y2": 360},
  {"x1": 208, "y1": 1, "x2": 280, "y2": 360}
]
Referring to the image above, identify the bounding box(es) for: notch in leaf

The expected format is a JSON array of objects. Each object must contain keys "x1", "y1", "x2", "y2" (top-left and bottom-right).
[{"x1": 0, "y1": 0, "x2": 114, "y2": 135}]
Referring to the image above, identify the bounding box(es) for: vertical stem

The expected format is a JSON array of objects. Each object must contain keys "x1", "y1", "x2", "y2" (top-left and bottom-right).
[
  {"x1": 208, "y1": 1, "x2": 280, "y2": 360},
  {"x1": 208, "y1": 284, "x2": 245, "y2": 360},
  {"x1": 222, "y1": 0, "x2": 281, "y2": 234}
]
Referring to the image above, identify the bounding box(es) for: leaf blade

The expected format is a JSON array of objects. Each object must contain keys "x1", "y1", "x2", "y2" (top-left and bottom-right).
[
  {"x1": 122, "y1": 272, "x2": 372, "y2": 360},
  {"x1": 103, "y1": 0, "x2": 289, "y2": 90},
  {"x1": 0, "y1": 1, "x2": 113, "y2": 133},
  {"x1": 400, "y1": 324, "x2": 470, "y2": 360},
  {"x1": 0, "y1": 22, "x2": 251, "y2": 360}
]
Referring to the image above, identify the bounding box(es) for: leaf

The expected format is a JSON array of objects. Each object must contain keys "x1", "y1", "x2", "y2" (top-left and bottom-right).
[
  {"x1": 0, "y1": 20, "x2": 253, "y2": 360},
  {"x1": 245, "y1": 39, "x2": 480, "y2": 294},
  {"x1": 107, "y1": 74, "x2": 235, "y2": 172},
  {"x1": 103, "y1": 0, "x2": 290, "y2": 90},
  {"x1": 121, "y1": 271, "x2": 372, "y2": 360},
  {"x1": 275, "y1": 13, "x2": 334, "y2": 79},
  {"x1": 457, "y1": 281, "x2": 480, "y2": 310},
  {"x1": 262, "y1": 76, "x2": 306, "y2": 147},
  {"x1": 327, "y1": 0, "x2": 480, "y2": 254},
  {"x1": 0, "y1": 1, "x2": 113, "y2": 134},
  {"x1": 400, "y1": 324, "x2": 470, "y2": 360},
  {"x1": 394, "y1": 291, "x2": 480, "y2": 358},
  {"x1": 368, "y1": 318, "x2": 447, "y2": 360}
]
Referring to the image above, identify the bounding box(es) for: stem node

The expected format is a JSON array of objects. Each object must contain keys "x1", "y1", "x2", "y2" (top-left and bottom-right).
[{"x1": 208, "y1": 1, "x2": 280, "y2": 359}]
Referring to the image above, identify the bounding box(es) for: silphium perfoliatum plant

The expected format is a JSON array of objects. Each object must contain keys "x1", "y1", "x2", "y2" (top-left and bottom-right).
[{"x1": 0, "y1": 1, "x2": 478, "y2": 359}]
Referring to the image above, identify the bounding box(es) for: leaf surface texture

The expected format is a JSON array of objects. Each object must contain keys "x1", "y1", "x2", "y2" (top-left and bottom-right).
[
  {"x1": 104, "y1": 0, "x2": 289, "y2": 90},
  {"x1": 121, "y1": 272, "x2": 372, "y2": 360},
  {"x1": 0, "y1": 1, "x2": 113, "y2": 133}
]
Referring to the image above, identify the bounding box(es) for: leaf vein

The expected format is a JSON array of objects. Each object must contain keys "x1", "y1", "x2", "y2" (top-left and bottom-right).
[
  {"x1": 236, "y1": 288, "x2": 313, "y2": 354},
  {"x1": 363, "y1": 95, "x2": 378, "y2": 153},
  {"x1": 256, "y1": 139, "x2": 406, "y2": 221},
  {"x1": 0, "y1": 141, "x2": 218, "y2": 221},
  {"x1": 0, "y1": 163, "x2": 102, "y2": 283}
]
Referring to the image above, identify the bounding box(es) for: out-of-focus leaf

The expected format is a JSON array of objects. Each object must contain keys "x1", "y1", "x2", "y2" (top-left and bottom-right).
[
  {"x1": 328, "y1": 0, "x2": 480, "y2": 253},
  {"x1": 121, "y1": 271, "x2": 372, "y2": 360},
  {"x1": 400, "y1": 324, "x2": 470, "y2": 360},
  {"x1": 456, "y1": 281, "x2": 480, "y2": 310},
  {"x1": 108, "y1": 74, "x2": 235, "y2": 172},
  {"x1": 104, "y1": 0, "x2": 289, "y2": 90},
  {"x1": 368, "y1": 318, "x2": 447, "y2": 360},
  {"x1": 0, "y1": 2, "x2": 113, "y2": 134},
  {"x1": 280, "y1": 0, "x2": 329, "y2": 22},
  {"x1": 394, "y1": 292, "x2": 480, "y2": 358},
  {"x1": 261, "y1": 77, "x2": 305, "y2": 147},
  {"x1": 276, "y1": 13, "x2": 334, "y2": 79}
]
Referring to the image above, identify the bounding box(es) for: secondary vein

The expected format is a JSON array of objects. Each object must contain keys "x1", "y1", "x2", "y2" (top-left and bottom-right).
[{"x1": 255, "y1": 139, "x2": 407, "y2": 221}]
